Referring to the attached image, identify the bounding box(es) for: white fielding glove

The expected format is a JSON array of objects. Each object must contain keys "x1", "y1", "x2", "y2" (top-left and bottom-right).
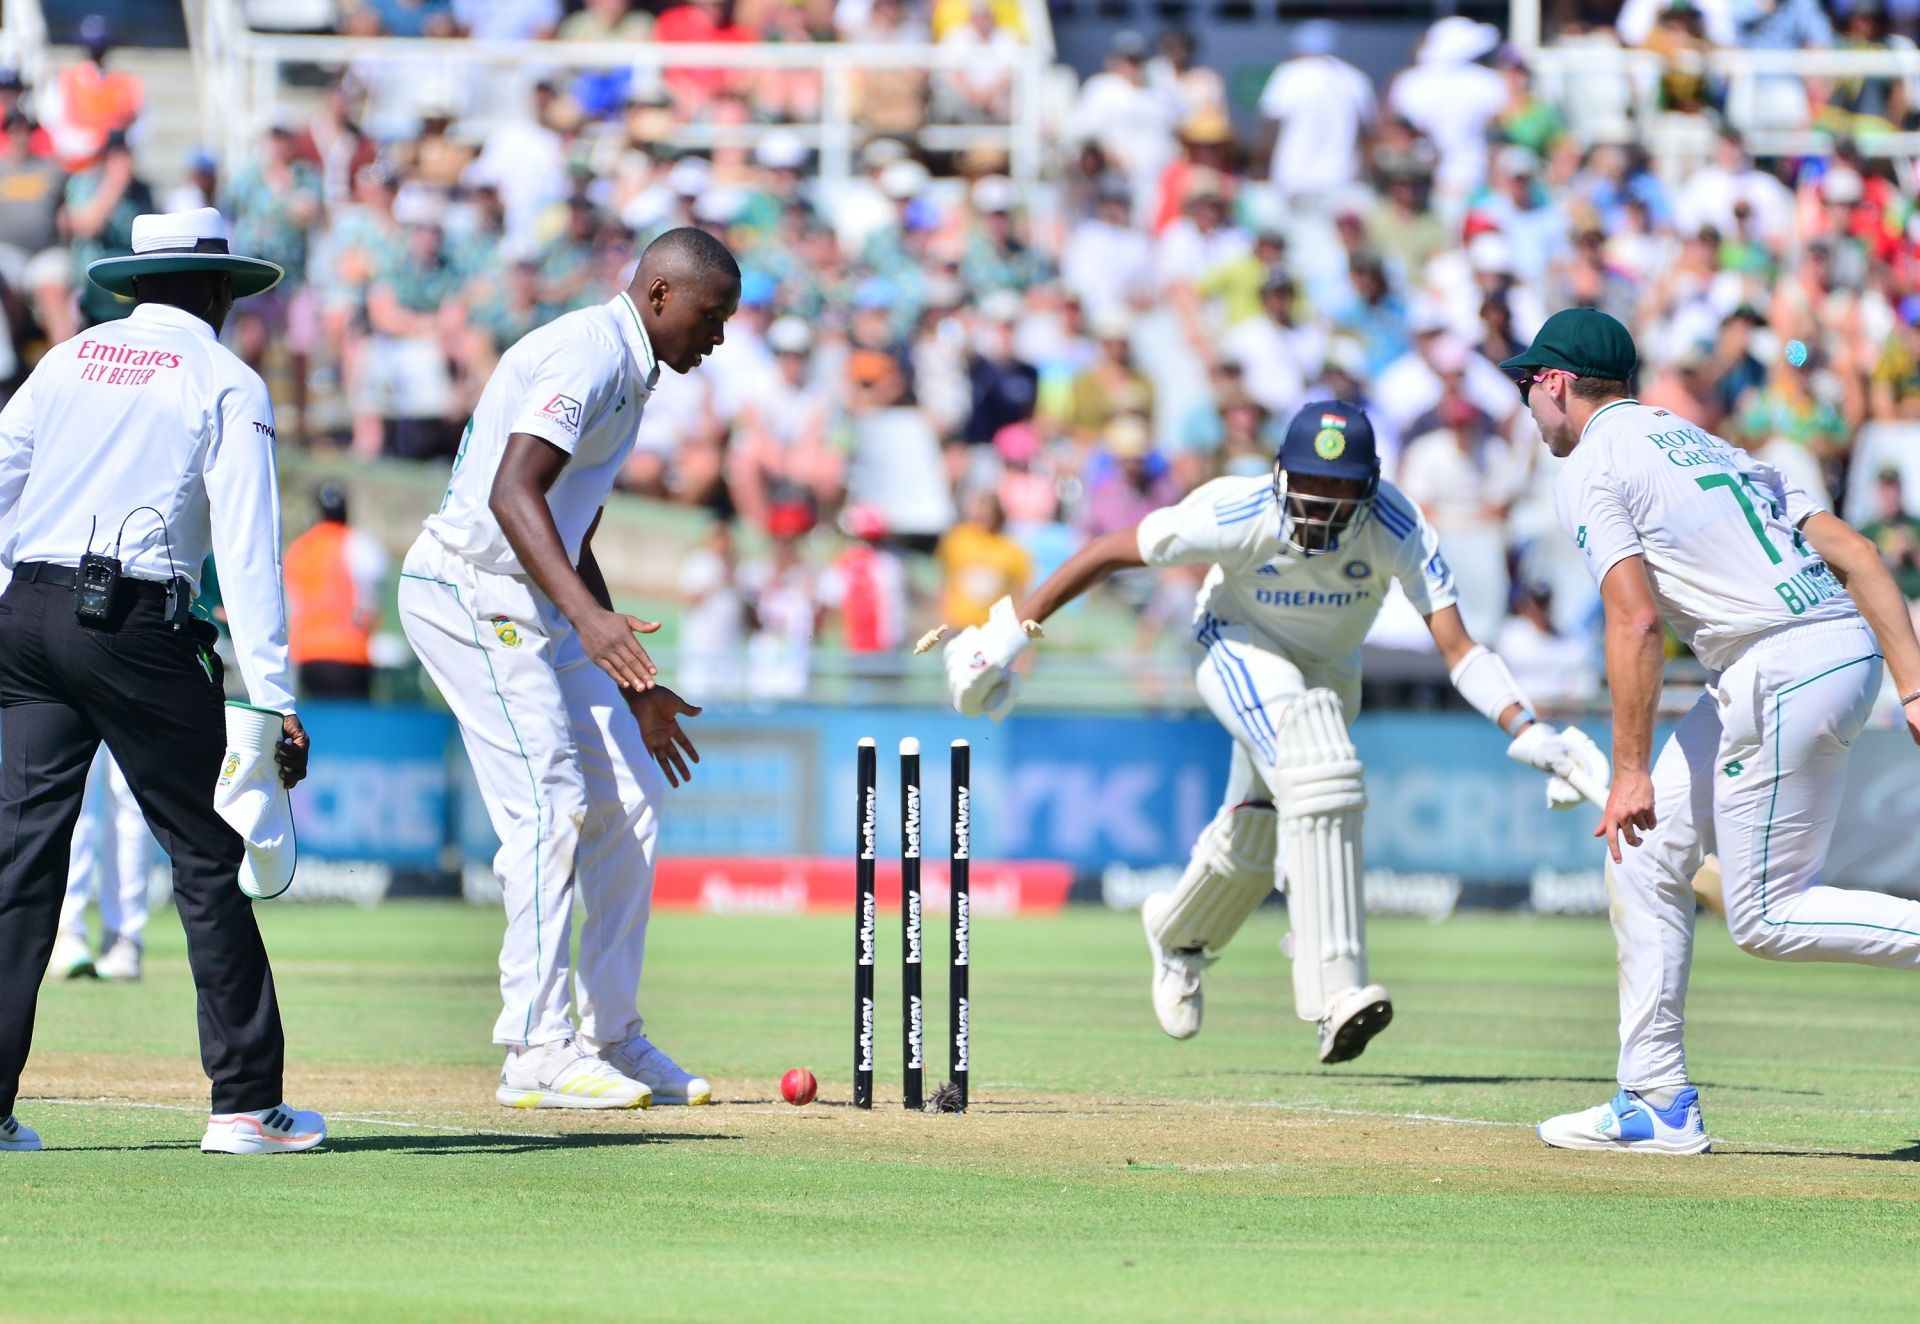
[
  {"x1": 213, "y1": 702, "x2": 298, "y2": 900},
  {"x1": 1506, "y1": 721, "x2": 1612, "y2": 810},
  {"x1": 943, "y1": 596, "x2": 1039, "y2": 722}
]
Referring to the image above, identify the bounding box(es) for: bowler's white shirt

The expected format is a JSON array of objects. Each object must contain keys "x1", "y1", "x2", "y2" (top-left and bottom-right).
[
  {"x1": 1555, "y1": 400, "x2": 1857, "y2": 672},
  {"x1": 0, "y1": 301, "x2": 297, "y2": 713},
  {"x1": 427, "y1": 292, "x2": 659, "y2": 574},
  {"x1": 1137, "y1": 473, "x2": 1457, "y2": 668}
]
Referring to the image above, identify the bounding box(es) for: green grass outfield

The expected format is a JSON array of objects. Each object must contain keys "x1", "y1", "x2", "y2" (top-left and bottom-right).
[{"x1": 6, "y1": 903, "x2": 1920, "y2": 1322}]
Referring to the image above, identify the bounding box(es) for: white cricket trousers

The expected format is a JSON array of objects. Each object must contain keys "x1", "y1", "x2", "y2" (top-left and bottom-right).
[
  {"x1": 58, "y1": 750, "x2": 151, "y2": 945},
  {"x1": 1614, "y1": 618, "x2": 1920, "y2": 1091},
  {"x1": 398, "y1": 533, "x2": 666, "y2": 1049},
  {"x1": 1191, "y1": 617, "x2": 1364, "y2": 1017}
]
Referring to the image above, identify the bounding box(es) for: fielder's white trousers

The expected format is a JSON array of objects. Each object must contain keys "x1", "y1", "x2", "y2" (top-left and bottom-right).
[
  {"x1": 1614, "y1": 618, "x2": 1920, "y2": 1090},
  {"x1": 58, "y1": 750, "x2": 152, "y2": 945},
  {"x1": 398, "y1": 533, "x2": 666, "y2": 1049}
]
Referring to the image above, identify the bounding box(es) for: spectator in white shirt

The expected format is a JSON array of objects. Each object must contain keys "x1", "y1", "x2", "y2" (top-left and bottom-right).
[
  {"x1": 1070, "y1": 30, "x2": 1180, "y2": 218},
  {"x1": 1396, "y1": 392, "x2": 1519, "y2": 640},
  {"x1": 1254, "y1": 21, "x2": 1376, "y2": 210},
  {"x1": 1389, "y1": 17, "x2": 1507, "y2": 210},
  {"x1": 1062, "y1": 180, "x2": 1154, "y2": 324}
]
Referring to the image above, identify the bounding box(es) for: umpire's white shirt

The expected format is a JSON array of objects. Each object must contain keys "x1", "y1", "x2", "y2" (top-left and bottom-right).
[
  {"x1": 426, "y1": 292, "x2": 659, "y2": 572},
  {"x1": 0, "y1": 302, "x2": 296, "y2": 713}
]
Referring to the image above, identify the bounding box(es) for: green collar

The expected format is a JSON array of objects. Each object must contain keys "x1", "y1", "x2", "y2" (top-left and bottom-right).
[
  {"x1": 1579, "y1": 397, "x2": 1639, "y2": 445},
  {"x1": 615, "y1": 291, "x2": 660, "y2": 384}
]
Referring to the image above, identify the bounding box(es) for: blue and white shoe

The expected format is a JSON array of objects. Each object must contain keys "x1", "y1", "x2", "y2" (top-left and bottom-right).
[
  {"x1": 1, "y1": 1115, "x2": 43, "y2": 1151},
  {"x1": 1538, "y1": 1088, "x2": 1711, "y2": 1154}
]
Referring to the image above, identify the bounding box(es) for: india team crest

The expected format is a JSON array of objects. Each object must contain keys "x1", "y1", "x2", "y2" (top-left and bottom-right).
[
  {"x1": 1343, "y1": 559, "x2": 1371, "y2": 580},
  {"x1": 1314, "y1": 413, "x2": 1349, "y2": 460},
  {"x1": 490, "y1": 616, "x2": 521, "y2": 648}
]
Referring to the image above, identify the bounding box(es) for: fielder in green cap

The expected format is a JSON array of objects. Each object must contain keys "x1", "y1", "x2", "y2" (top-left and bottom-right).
[{"x1": 1521, "y1": 305, "x2": 1920, "y2": 1157}]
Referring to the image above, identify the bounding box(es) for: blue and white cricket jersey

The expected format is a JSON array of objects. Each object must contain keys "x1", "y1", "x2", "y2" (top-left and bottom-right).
[{"x1": 1136, "y1": 474, "x2": 1457, "y2": 668}]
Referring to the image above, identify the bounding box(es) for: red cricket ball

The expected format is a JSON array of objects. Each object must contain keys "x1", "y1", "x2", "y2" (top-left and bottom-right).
[{"x1": 780, "y1": 1067, "x2": 818, "y2": 1106}]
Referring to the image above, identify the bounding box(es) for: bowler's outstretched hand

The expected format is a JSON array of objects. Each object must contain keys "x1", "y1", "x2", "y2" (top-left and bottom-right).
[{"x1": 630, "y1": 685, "x2": 702, "y2": 787}]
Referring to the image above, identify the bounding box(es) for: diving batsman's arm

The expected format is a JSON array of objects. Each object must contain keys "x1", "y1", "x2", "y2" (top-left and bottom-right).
[
  {"x1": 1427, "y1": 604, "x2": 1612, "y2": 809},
  {"x1": 939, "y1": 527, "x2": 1151, "y2": 719},
  {"x1": 1018, "y1": 528, "x2": 1147, "y2": 624},
  {"x1": 491, "y1": 435, "x2": 659, "y2": 691},
  {"x1": 1802, "y1": 511, "x2": 1920, "y2": 745}
]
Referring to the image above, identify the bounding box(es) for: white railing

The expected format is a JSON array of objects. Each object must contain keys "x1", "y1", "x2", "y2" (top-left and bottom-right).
[{"x1": 194, "y1": 0, "x2": 1054, "y2": 192}]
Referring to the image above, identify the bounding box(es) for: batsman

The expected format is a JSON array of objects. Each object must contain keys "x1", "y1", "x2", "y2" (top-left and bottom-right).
[{"x1": 937, "y1": 402, "x2": 1608, "y2": 1062}]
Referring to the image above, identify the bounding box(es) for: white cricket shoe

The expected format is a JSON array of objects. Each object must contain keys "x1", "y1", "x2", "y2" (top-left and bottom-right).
[
  {"x1": 1318, "y1": 984, "x2": 1393, "y2": 1064},
  {"x1": 47, "y1": 932, "x2": 94, "y2": 980},
  {"x1": 497, "y1": 1039, "x2": 653, "y2": 1110},
  {"x1": 595, "y1": 1034, "x2": 712, "y2": 1106},
  {"x1": 1538, "y1": 1088, "x2": 1711, "y2": 1155},
  {"x1": 94, "y1": 936, "x2": 142, "y2": 982},
  {"x1": 201, "y1": 1104, "x2": 327, "y2": 1155},
  {"x1": 1141, "y1": 891, "x2": 1214, "y2": 1040},
  {"x1": 0, "y1": 1115, "x2": 41, "y2": 1151}
]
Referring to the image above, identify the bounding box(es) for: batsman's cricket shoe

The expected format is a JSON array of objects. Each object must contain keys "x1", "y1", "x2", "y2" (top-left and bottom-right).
[
  {"x1": 594, "y1": 1034, "x2": 712, "y2": 1106},
  {"x1": 201, "y1": 1104, "x2": 327, "y2": 1155},
  {"x1": 1317, "y1": 984, "x2": 1393, "y2": 1064},
  {"x1": 0, "y1": 1115, "x2": 41, "y2": 1151},
  {"x1": 94, "y1": 936, "x2": 142, "y2": 982},
  {"x1": 47, "y1": 932, "x2": 94, "y2": 980},
  {"x1": 1538, "y1": 1088, "x2": 1711, "y2": 1155},
  {"x1": 497, "y1": 1038, "x2": 652, "y2": 1109},
  {"x1": 1141, "y1": 891, "x2": 1213, "y2": 1039}
]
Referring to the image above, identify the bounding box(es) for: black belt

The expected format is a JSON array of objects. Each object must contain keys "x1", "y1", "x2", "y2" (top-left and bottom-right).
[{"x1": 13, "y1": 561, "x2": 186, "y2": 605}]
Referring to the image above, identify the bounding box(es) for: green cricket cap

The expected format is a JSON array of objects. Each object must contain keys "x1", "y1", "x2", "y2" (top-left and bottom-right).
[{"x1": 1498, "y1": 307, "x2": 1638, "y2": 382}]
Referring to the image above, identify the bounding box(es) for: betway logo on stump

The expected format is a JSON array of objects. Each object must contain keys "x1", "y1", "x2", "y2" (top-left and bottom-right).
[
  {"x1": 860, "y1": 784, "x2": 876, "y2": 861},
  {"x1": 906, "y1": 995, "x2": 923, "y2": 1068},
  {"x1": 953, "y1": 892, "x2": 970, "y2": 966},
  {"x1": 953, "y1": 785, "x2": 970, "y2": 859},
  {"x1": 953, "y1": 998, "x2": 969, "y2": 1071},
  {"x1": 904, "y1": 891, "x2": 922, "y2": 963},
  {"x1": 857, "y1": 996, "x2": 874, "y2": 1072},
  {"x1": 904, "y1": 784, "x2": 920, "y2": 859},
  {"x1": 857, "y1": 890, "x2": 875, "y2": 967}
]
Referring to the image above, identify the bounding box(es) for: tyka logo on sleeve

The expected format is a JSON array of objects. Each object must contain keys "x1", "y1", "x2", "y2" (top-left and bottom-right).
[{"x1": 541, "y1": 393, "x2": 583, "y2": 432}]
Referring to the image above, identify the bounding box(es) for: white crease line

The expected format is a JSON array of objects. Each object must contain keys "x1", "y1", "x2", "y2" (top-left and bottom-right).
[{"x1": 31, "y1": 1097, "x2": 563, "y2": 1140}]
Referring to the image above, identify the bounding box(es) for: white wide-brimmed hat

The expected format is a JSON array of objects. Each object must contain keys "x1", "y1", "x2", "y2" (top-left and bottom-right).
[
  {"x1": 1418, "y1": 15, "x2": 1500, "y2": 64},
  {"x1": 86, "y1": 207, "x2": 283, "y2": 299}
]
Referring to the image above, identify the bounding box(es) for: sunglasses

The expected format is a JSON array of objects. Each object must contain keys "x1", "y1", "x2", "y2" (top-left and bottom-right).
[{"x1": 1515, "y1": 368, "x2": 1576, "y2": 405}]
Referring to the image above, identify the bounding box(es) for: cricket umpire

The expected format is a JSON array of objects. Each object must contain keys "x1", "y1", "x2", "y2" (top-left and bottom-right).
[{"x1": 0, "y1": 207, "x2": 324, "y2": 1156}]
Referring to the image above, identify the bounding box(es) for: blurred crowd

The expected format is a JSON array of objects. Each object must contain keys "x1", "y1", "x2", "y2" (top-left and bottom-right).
[{"x1": 4, "y1": 4, "x2": 1920, "y2": 708}]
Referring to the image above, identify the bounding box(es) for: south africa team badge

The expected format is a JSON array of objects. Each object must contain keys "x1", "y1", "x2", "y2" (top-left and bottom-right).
[{"x1": 490, "y1": 616, "x2": 521, "y2": 648}]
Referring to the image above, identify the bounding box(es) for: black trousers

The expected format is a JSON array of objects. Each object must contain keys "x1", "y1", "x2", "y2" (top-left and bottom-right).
[
  {"x1": 299, "y1": 660, "x2": 373, "y2": 699},
  {"x1": 0, "y1": 578, "x2": 284, "y2": 1116}
]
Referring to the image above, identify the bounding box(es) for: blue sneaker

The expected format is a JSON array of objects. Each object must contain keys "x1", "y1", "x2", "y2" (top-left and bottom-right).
[{"x1": 1538, "y1": 1088, "x2": 1710, "y2": 1154}]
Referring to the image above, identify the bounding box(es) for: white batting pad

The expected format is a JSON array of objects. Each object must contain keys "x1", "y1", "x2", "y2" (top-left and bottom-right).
[
  {"x1": 1275, "y1": 688, "x2": 1367, "y2": 1021},
  {"x1": 212, "y1": 702, "x2": 297, "y2": 901},
  {"x1": 1146, "y1": 800, "x2": 1278, "y2": 954}
]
